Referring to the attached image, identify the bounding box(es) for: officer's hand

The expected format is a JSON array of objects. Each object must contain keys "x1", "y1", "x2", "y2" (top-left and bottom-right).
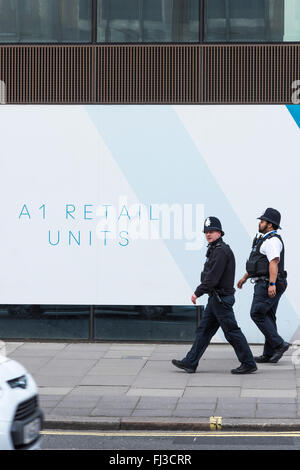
[
  {"x1": 268, "y1": 285, "x2": 276, "y2": 298},
  {"x1": 191, "y1": 294, "x2": 198, "y2": 305},
  {"x1": 237, "y1": 278, "x2": 246, "y2": 289}
]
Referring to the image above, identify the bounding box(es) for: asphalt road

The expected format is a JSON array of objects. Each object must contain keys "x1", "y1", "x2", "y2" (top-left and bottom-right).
[{"x1": 40, "y1": 430, "x2": 300, "y2": 451}]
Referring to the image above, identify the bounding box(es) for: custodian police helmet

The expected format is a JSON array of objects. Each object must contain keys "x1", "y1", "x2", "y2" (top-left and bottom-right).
[
  {"x1": 203, "y1": 217, "x2": 224, "y2": 237},
  {"x1": 257, "y1": 208, "x2": 281, "y2": 229}
]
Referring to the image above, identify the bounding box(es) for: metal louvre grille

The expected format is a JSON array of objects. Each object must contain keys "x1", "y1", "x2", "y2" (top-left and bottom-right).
[
  {"x1": 0, "y1": 44, "x2": 299, "y2": 104},
  {"x1": 95, "y1": 46, "x2": 200, "y2": 103},
  {"x1": 0, "y1": 46, "x2": 94, "y2": 103},
  {"x1": 201, "y1": 45, "x2": 300, "y2": 103}
]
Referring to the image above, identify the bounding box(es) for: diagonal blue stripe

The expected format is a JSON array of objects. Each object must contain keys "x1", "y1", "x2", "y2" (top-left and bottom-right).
[
  {"x1": 85, "y1": 105, "x2": 299, "y2": 342},
  {"x1": 286, "y1": 105, "x2": 300, "y2": 129}
]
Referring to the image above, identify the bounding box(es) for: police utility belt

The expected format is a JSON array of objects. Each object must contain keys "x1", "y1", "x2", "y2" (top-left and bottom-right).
[
  {"x1": 246, "y1": 257, "x2": 287, "y2": 292},
  {"x1": 250, "y1": 277, "x2": 269, "y2": 285}
]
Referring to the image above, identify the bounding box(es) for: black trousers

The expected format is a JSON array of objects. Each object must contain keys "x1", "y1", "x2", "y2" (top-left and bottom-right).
[
  {"x1": 183, "y1": 294, "x2": 256, "y2": 370},
  {"x1": 250, "y1": 281, "x2": 284, "y2": 357}
]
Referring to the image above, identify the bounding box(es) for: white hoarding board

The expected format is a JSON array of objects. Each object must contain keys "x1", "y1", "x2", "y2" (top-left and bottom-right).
[{"x1": 1, "y1": 104, "x2": 300, "y2": 342}]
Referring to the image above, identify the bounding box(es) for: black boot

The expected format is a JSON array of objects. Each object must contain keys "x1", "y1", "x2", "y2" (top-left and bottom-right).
[
  {"x1": 254, "y1": 355, "x2": 271, "y2": 363},
  {"x1": 231, "y1": 364, "x2": 257, "y2": 374},
  {"x1": 269, "y1": 342, "x2": 289, "y2": 363},
  {"x1": 172, "y1": 359, "x2": 195, "y2": 374}
]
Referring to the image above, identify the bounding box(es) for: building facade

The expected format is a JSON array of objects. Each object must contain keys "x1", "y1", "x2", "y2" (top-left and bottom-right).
[{"x1": 0, "y1": 0, "x2": 300, "y2": 343}]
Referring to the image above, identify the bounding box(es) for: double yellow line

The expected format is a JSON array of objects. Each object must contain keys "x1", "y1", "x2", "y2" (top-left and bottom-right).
[{"x1": 41, "y1": 430, "x2": 300, "y2": 438}]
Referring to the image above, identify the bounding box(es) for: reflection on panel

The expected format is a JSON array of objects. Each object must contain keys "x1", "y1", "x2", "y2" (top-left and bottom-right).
[
  {"x1": 0, "y1": 304, "x2": 202, "y2": 341},
  {"x1": 205, "y1": 0, "x2": 285, "y2": 42},
  {"x1": 97, "y1": 0, "x2": 199, "y2": 42},
  {"x1": 94, "y1": 305, "x2": 201, "y2": 341},
  {"x1": 0, "y1": 305, "x2": 90, "y2": 339},
  {"x1": 0, "y1": 0, "x2": 92, "y2": 43}
]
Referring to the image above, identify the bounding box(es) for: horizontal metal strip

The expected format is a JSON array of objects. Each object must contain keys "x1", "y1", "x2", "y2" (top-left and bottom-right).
[{"x1": 0, "y1": 45, "x2": 299, "y2": 104}]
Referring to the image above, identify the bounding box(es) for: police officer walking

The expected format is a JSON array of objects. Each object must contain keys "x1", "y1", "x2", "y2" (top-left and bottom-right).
[
  {"x1": 172, "y1": 217, "x2": 257, "y2": 374},
  {"x1": 237, "y1": 208, "x2": 289, "y2": 363}
]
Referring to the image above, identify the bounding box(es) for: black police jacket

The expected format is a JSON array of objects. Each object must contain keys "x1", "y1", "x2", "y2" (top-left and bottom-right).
[{"x1": 194, "y1": 238, "x2": 236, "y2": 297}]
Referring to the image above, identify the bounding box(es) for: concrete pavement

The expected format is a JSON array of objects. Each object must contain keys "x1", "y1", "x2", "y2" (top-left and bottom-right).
[{"x1": 5, "y1": 341, "x2": 300, "y2": 430}]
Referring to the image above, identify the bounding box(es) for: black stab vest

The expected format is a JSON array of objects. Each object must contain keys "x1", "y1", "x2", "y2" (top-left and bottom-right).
[{"x1": 246, "y1": 232, "x2": 285, "y2": 278}]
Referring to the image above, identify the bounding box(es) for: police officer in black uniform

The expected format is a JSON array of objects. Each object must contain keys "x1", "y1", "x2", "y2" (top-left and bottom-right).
[
  {"x1": 238, "y1": 208, "x2": 289, "y2": 363},
  {"x1": 172, "y1": 217, "x2": 257, "y2": 374}
]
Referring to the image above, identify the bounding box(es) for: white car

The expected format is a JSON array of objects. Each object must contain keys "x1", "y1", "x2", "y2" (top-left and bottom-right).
[{"x1": 0, "y1": 355, "x2": 43, "y2": 450}]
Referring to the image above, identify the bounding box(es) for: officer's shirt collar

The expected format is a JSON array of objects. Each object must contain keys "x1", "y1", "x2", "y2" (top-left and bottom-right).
[{"x1": 262, "y1": 230, "x2": 277, "y2": 239}]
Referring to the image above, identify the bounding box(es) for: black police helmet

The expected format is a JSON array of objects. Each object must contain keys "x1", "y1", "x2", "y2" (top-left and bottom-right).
[
  {"x1": 257, "y1": 208, "x2": 281, "y2": 229},
  {"x1": 203, "y1": 217, "x2": 224, "y2": 236}
]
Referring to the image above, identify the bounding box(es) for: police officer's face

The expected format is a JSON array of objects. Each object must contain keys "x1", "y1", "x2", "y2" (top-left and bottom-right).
[
  {"x1": 258, "y1": 220, "x2": 272, "y2": 234},
  {"x1": 205, "y1": 231, "x2": 222, "y2": 243}
]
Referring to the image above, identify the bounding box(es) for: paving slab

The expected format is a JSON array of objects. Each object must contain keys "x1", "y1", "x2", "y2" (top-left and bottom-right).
[
  {"x1": 132, "y1": 376, "x2": 189, "y2": 389},
  {"x1": 150, "y1": 354, "x2": 191, "y2": 362},
  {"x1": 54, "y1": 350, "x2": 108, "y2": 360},
  {"x1": 40, "y1": 401, "x2": 64, "y2": 410},
  {"x1": 200, "y1": 352, "x2": 238, "y2": 360},
  {"x1": 215, "y1": 407, "x2": 256, "y2": 418},
  {"x1": 131, "y1": 409, "x2": 175, "y2": 417},
  {"x1": 109, "y1": 344, "x2": 156, "y2": 351},
  {"x1": 10, "y1": 350, "x2": 57, "y2": 358},
  {"x1": 183, "y1": 386, "x2": 241, "y2": 398},
  {"x1": 178, "y1": 396, "x2": 218, "y2": 404},
  {"x1": 137, "y1": 369, "x2": 176, "y2": 378},
  {"x1": 137, "y1": 397, "x2": 178, "y2": 409},
  {"x1": 196, "y1": 357, "x2": 238, "y2": 365},
  {"x1": 38, "y1": 387, "x2": 73, "y2": 395},
  {"x1": 4, "y1": 341, "x2": 300, "y2": 427},
  {"x1": 215, "y1": 399, "x2": 257, "y2": 418},
  {"x1": 1, "y1": 342, "x2": 23, "y2": 354},
  {"x1": 241, "y1": 389, "x2": 297, "y2": 398},
  {"x1": 97, "y1": 396, "x2": 140, "y2": 408},
  {"x1": 69, "y1": 386, "x2": 129, "y2": 396},
  {"x1": 172, "y1": 410, "x2": 214, "y2": 418},
  {"x1": 16, "y1": 343, "x2": 67, "y2": 350},
  {"x1": 249, "y1": 369, "x2": 295, "y2": 378},
  {"x1": 10, "y1": 357, "x2": 53, "y2": 373},
  {"x1": 104, "y1": 351, "x2": 151, "y2": 359},
  {"x1": 91, "y1": 409, "x2": 134, "y2": 417},
  {"x1": 187, "y1": 375, "x2": 243, "y2": 387},
  {"x1": 87, "y1": 359, "x2": 146, "y2": 376},
  {"x1": 127, "y1": 388, "x2": 183, "y2": 397},
  {"x1": 43, "y1": 358, "x2": 97, "y2": 370},
  {"x1": 35, "y1": 375, "x2": 81, "y2": 387},
  {"x1": 39, "y1": 394, "x2": 66, "y2": 402},
  {"x1": 55, "y1": 397, "x2": 101, "y2": 408},
  {"x1": 241, "y1": 378, "x2": 296, "y2": 389},
  {"x1": 256, "y1": 404, "x2": 298, "y2": 419},
  {"x1": 174, "y1": 406, "x2": 215, "y2": 415},
  {"x1": 79, "y1": 375, "x2": 136, "y2": 386},
  {"x1": 50, "y1": 407, "x2": 97, "y2": 417},
  {"x1": 257, "y1": 397, "x2": 296, "y2": 404},
  {"x1": 257, "y1": 363, "x2": 294, "y2": 370},
  {"x1": 154, "y1": 344, "x2": 191, "y2": 350},
  {"x1": 218, "y1": 397, "x2": 257, "y2": 404},
  {"x1": 143, "y1": 360, "x2": 177, "y2": 370},
  {"x1": 64, "y1": 344, "x2": 111, "y2": 351},
  {"x1": 176, "y1": 400, "x2": 216, "y2": 409}
]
